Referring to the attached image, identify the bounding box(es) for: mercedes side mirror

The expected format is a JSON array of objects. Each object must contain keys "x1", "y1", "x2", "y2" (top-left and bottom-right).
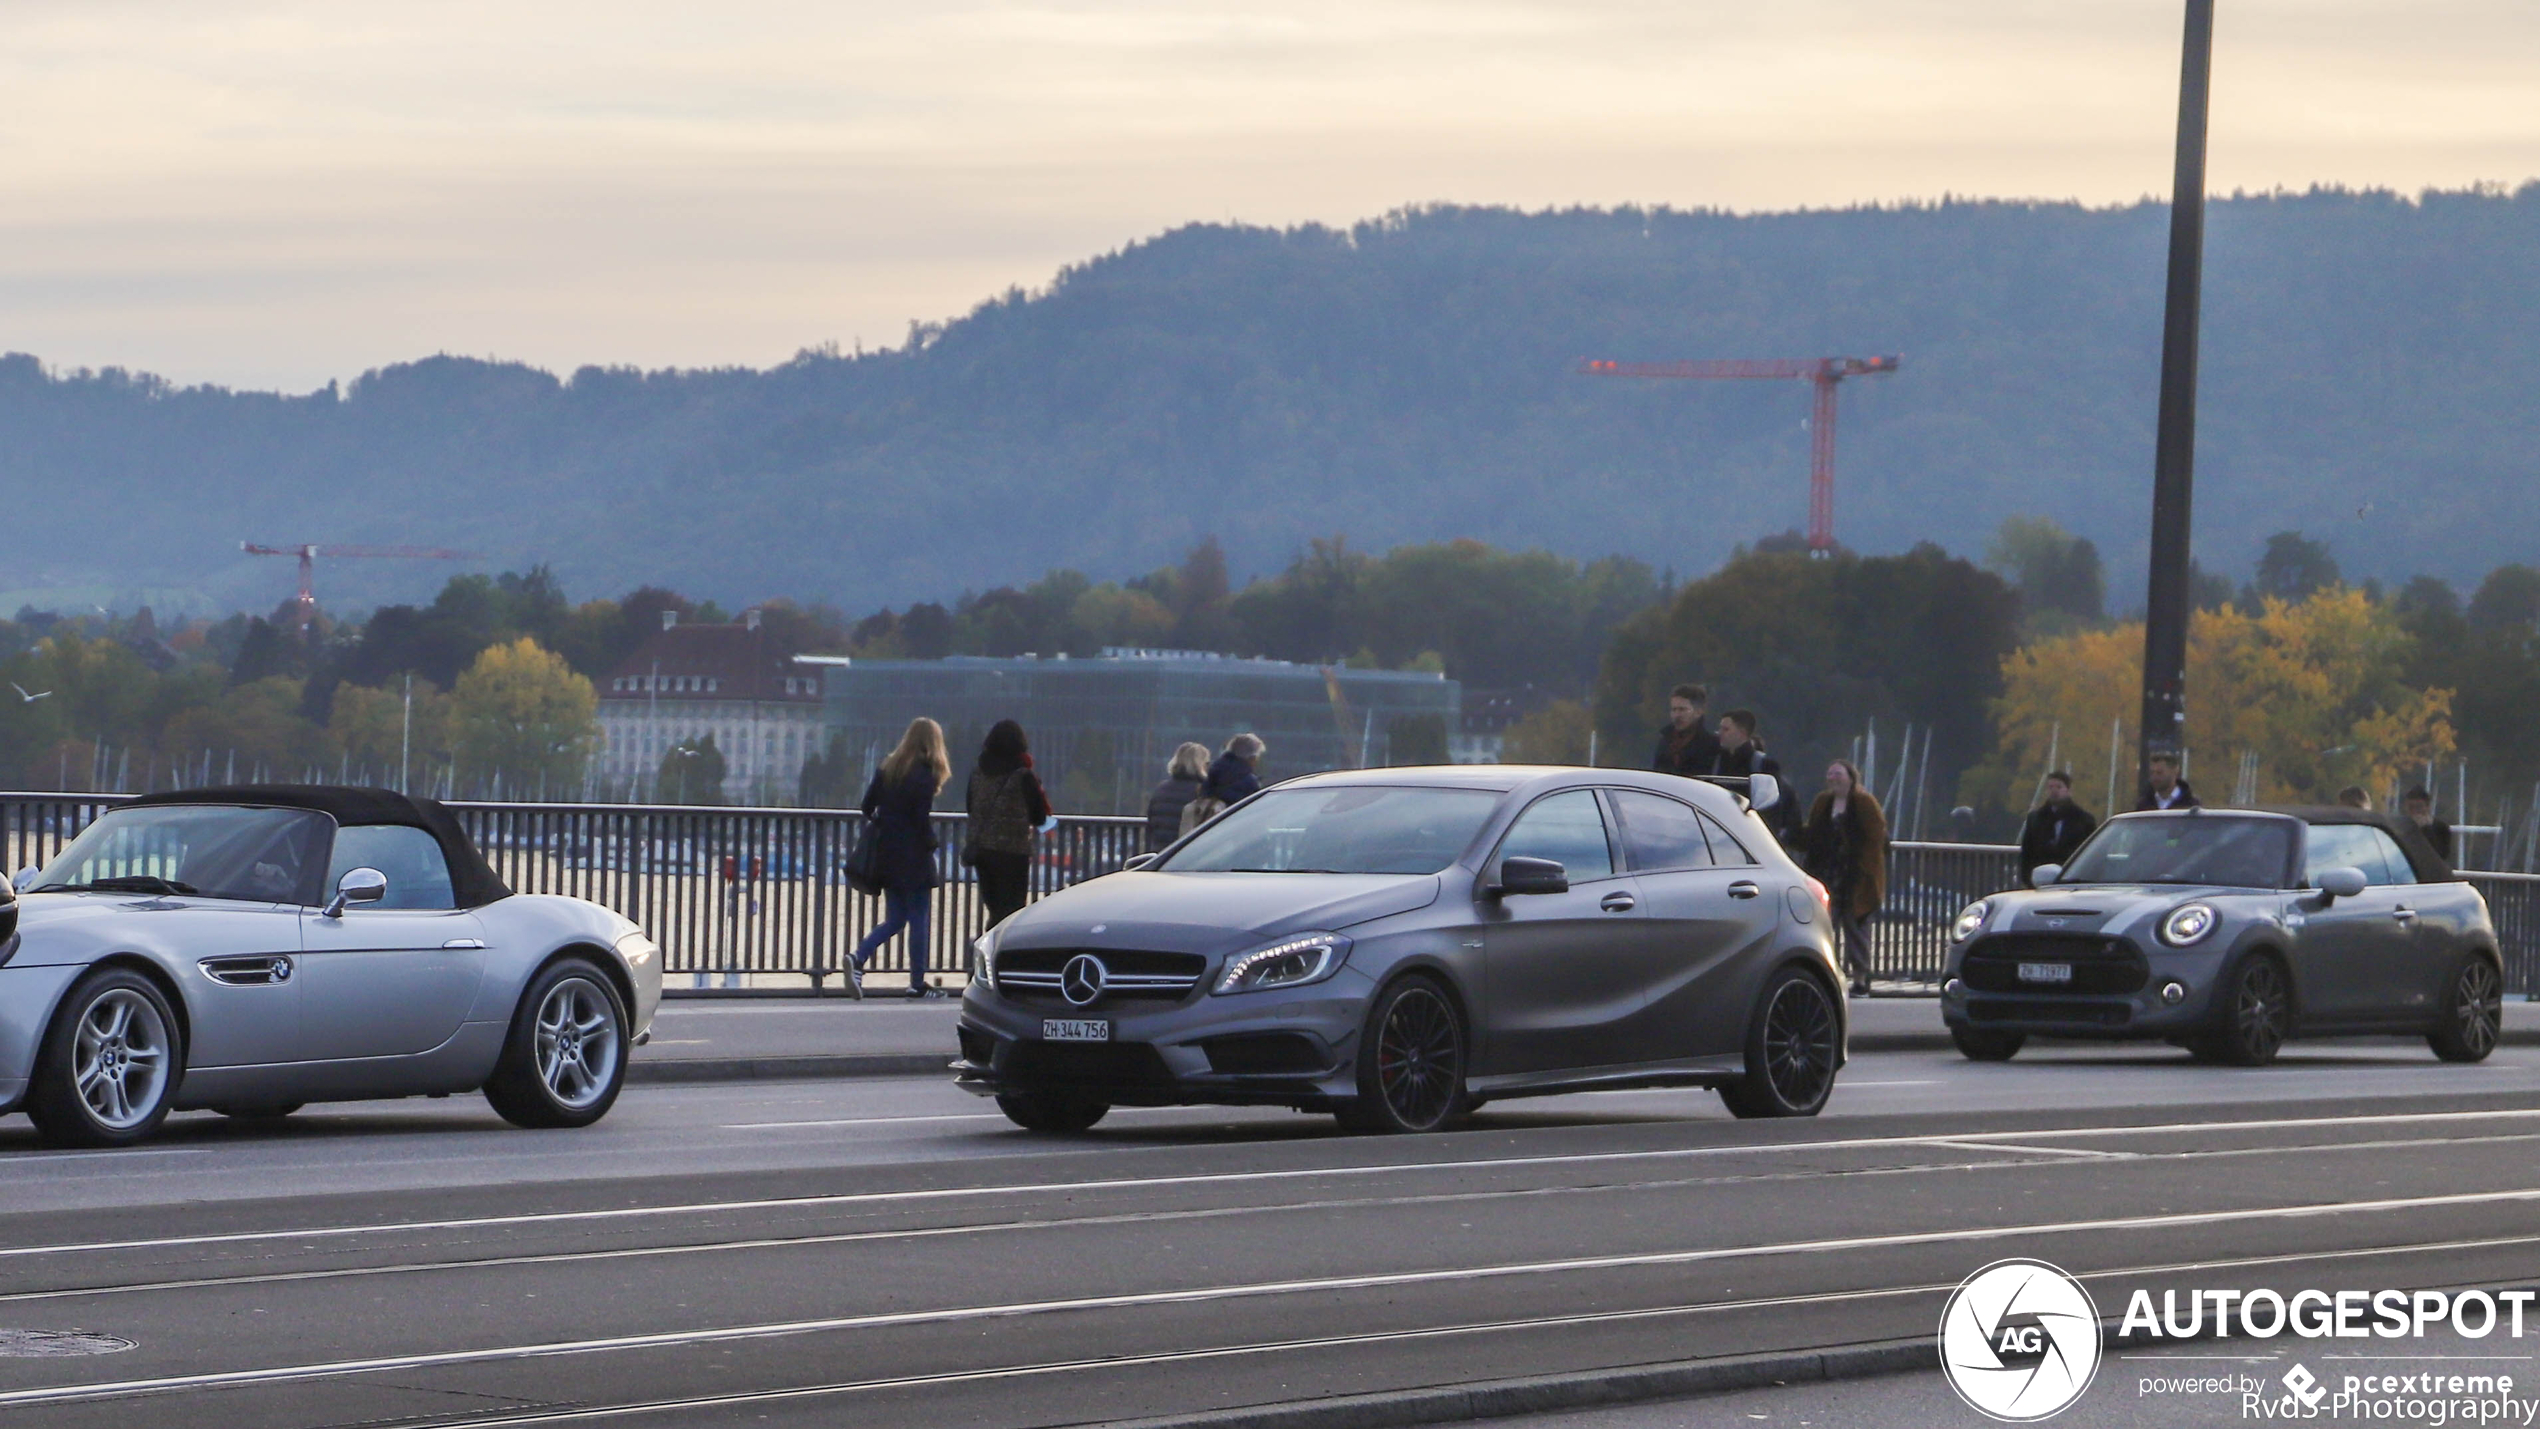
[
  {"x1": 1746, "y1": 774, "x2": 1781, "y2": 811},
  {"x1": 12, "y1": 867, "x2": 35, "y2": 891},
  {"x1": 2030, "y1": 863, "x2": 2062, "y2": 889},
  {"x1": 1493, "y1": 856, "x2": 1569, "y2": 898},
  {"x1": 2315, "y1": 866, "x2": 2368, "y2": 902},
  {"x1": 1121, "y1": 853, "x2": 1159, "y2": 873},
  {"x1": 324, "y1": 866, "x2": 388, "y2": 918}
]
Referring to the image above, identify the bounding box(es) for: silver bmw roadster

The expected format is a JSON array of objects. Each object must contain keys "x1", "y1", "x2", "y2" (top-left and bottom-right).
[{"x1": 0, "y1": 787, "x2": 661, "y2": 1147}]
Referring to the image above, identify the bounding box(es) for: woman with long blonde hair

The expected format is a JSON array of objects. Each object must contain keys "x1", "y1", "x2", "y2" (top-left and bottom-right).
[
  {"x1": 851, "y1": 717, "x2": 950, "y2": 998},
  {"x1": 1143, "y1": 741, "x2": 1212, "y2": 852}
]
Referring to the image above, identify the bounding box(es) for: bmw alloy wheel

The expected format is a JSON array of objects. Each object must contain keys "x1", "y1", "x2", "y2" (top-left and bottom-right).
[
  {"x1": 74, "y1": 988, "x2": 173, "y2": 1132},
  {"x1": 534, "y1": 977, "x2": 622, "y2": 1109}
]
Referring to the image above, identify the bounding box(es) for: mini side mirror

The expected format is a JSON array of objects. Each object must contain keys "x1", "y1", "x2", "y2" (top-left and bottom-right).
[
  {"x1": 2030, "y1": 863, "x2": 2062, "y2": 889},
  {"x1": 1493, "y1": 856, "x2": 1569, "y2": 898},
  {"x1": 325, "y1": 866, "x2": 388, "y2": 918},
  {"x1": 1121, "y1": 853, "x2": 1158, "y2": 873},
  {"x1": 2316, "y1": 866, "x2": 2368, "y2": 901},
  {"x1": 1746, "y1": 774, "x2": 1780, "y2": 812}
]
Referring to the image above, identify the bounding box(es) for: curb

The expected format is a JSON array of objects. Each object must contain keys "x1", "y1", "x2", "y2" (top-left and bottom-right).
[
  {"x1": 1848, "y1": 1027, "x2": 2540, "y2": 1054},
  {"x1": 1100, "y1": 1338, "x2": 1932, "y2": 1429},
  {"x1": 626, "y1": 1053, "x2": 950, "y2": 1084}
]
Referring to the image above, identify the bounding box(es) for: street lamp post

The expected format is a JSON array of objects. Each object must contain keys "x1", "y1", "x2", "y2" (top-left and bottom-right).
[{"x1": 2138, "y1": 0, "x2": 2217, "y2": 801}]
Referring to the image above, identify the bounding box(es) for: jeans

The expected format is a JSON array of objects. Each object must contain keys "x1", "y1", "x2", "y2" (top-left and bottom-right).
[
  {"x1": 852, "y1": 884, "x2": 933, "y2": 990},
  {"x1": 1837, "y1": 912, "x2": 1872, "y2": 990}
]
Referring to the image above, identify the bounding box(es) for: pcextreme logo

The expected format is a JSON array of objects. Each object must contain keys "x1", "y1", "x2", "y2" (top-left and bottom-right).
[{"x1": 1939, "y1": 1258, "x2": 2103, "y2": 1421}]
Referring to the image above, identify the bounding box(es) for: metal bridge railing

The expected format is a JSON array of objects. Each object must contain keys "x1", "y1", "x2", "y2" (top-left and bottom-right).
[{"x1": 7, "y1": 797, "x2": 2537, "y2": 996}]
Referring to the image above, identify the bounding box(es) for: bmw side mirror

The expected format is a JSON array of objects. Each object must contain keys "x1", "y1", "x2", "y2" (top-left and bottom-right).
[
  {"x1": 1492, "y1": 856, "x2": 1569, "y2": 898},
  {"x1": 2315, "y1": 866, "x2": 2367, "y2": 901},
  {"x1": 2030, "y1": 863, "x2": 2062, "y2": 888},
  {"x1": 1746, "y1": 774, "x2": 1780, "y2": 811},
  {"x1": 325, "y1": 866, "x2": 389, "y2": 918},
  {"x1": 1121, "y1": 853, "x2": 1158, "y2": 873}
]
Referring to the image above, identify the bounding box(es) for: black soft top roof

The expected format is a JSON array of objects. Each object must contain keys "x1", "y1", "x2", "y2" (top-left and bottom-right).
[
  {"x1": 122, "y1": 785, "x2": 512, "y2": 908},
  {"x1": 2257, "y1": 805, "x2": 2457, "y2": 883}
]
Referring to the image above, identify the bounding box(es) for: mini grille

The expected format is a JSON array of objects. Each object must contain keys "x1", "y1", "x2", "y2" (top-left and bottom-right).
[
  {"x1": 1962, "y1": 933, "x2": 2149, "y2": 995},
  {"x1": 1966, "y1": 997, "x2": 2132, "y2": 1027}
]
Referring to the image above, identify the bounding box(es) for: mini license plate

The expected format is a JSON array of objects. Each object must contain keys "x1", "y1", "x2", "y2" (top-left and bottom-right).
[
  {"x1": 1042, "y1": 1019, "x2": 1112, "y2": 1042},
  {"x1": 2017, "y1": 962, "x2": 2075, "y2": 985}
]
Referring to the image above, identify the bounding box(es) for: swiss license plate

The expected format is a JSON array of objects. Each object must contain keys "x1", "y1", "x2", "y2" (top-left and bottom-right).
[
  {"x1": 2017, "y1": 962, "x2": 2075, "y2": 985},
  {"x1": 1042, "y1": 1019, "x2": 1112, "y2": 1042}
]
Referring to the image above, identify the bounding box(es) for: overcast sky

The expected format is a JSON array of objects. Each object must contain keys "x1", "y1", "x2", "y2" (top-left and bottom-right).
[{"x1": 5, "y1": 0, "x2": 2535, "y2": 391}]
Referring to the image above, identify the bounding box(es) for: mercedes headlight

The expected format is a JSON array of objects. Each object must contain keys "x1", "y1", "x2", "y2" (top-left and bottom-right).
[
  {"x1": 2159, "y1": 903, "x2": 2218, "y2": 947},
  {"x1": 1214, "y1": 932, "x2": 1352, "y2": 995},
  {"x1": 971, "y1": 923, "x2": 1004, "y2": 982},
  {"x1": 1951, "y1": 900, "x2": 1991, "y2": 943}
]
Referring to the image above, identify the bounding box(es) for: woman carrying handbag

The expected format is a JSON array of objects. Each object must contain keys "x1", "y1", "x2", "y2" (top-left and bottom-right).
[{"x1": 849, "y1": 718, "x2": 949, "y2": 999}]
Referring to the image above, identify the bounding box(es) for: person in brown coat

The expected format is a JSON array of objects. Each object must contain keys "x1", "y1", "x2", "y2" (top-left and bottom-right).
[{"x1": 1801, "y1": 759, "x2": 1887, "y2": 996}]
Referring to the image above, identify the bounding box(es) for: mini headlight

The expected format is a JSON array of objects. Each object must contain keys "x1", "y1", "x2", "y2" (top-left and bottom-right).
[
  {"x1": 2159, "y1": 903, "x2": 2218, "y2": 947},
  {"x1": 1214, "y1": 932, "x2": 1352, "y2": 995},
  {"x1": 1951, "y1": 900, "x2": 1991, "y2": 943}
]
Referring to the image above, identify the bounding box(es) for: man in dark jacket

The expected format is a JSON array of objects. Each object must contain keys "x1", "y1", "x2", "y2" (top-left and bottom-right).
[
  {"x1": 1651, "y1": 683, "x2": 1721, "y2": 777},
  {"x1": 1708, "y1": 708, "x2": 1792, "y2": 844},
  {"x1": 2137, "y1": 753, "x2": 2200, "y2": 812},
  {"x1": 2019, "y1": 772, "x2": 2097, "y2": 878},
  {"x1": 2402, "y1": 787, "x2": 2455, "y2": 862}
]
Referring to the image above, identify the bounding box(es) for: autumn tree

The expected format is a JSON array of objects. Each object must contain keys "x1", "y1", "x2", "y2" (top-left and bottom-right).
[
  {"x1": 450, "y1": 638, "x2": 598, "y2": 795},
  {"x1": 1971, "y1": 588, "x2": 2455, "y2": 814},
  {"x1": 327, "y1": 680, "x2": 455, "y2": 787}
]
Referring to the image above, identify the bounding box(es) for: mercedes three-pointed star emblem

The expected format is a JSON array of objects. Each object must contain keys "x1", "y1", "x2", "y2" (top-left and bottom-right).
[{"x1": 1060, "y1": 954, "x2": 1108, "y2": 1007}]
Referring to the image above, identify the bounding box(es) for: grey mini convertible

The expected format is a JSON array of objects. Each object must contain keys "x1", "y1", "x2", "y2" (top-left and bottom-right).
[
  {"x1": 954, "y1": 765, "x2": 1848, "y2": 1134},
  {"x1": 0, "y1": 787, "x2": 662, "y2": 1147},
  {"x1": 1941, "y1": 806, "x2": 2499, "y2": 1065}
]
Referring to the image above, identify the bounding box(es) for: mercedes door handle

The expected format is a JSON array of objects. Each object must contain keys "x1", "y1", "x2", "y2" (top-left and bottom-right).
[
  {"x1": 1599, "y1": 892, "x2": 1638, "y2": 913},
  {"x1": 1727, "y1": 881, "x2": 1762, "y2": 900},
  {"x1": 2391, "y1": 908, "x2": 2417, "y2": 924}
]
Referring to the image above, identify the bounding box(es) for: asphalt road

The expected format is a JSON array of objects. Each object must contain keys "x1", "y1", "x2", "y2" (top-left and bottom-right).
[{"x1": 6, "y1": 1042, "x2": 2540, "y2": 1428}]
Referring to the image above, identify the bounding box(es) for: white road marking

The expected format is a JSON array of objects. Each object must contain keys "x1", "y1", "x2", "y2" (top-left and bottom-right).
[
  {"x1": 20, "y1": 1129, "x2": 2540, "y2": 1305},
  {"x1": 11, "y1": 1106, "x2": 2540, "y2": 1262},
  {"x1": 16, "y1": 1185, "x2": 2540, "y2": 1408}
]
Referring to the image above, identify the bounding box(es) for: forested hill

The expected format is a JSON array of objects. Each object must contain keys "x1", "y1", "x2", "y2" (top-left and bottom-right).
[{"x1": 5, "y1": 186, "x2": 2535, "y2": 617}]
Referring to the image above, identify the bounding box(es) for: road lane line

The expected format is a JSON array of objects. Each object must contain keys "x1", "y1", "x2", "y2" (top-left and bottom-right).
[
  {"x1": 1928, "y1": 1139, "x2": 2138, "y2": 1159},
  {"x1": 11, "y1": 1105, "x2": 2540, "y2": 1262},
  {"x1": 373, "y1": 1228, "x2": 2540, "y2": 1427},
  {"x1": 16, "y1": 1182, "x2": 2540, "y2": 1407},
  {"x1": 23, "y1": 1129, "x2": 2540, "y2": 1303}
]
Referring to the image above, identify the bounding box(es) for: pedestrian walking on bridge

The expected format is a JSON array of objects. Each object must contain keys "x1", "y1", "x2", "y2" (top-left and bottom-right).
[
  {"x1": 1802, "y1": 759, "x2": 1886, "y2": 997},
  {"x1": 851, "y1": 717, "x2": 947, "y2": 999},
  {"x1": 967, "y1": 719, "x2": 1051, "y2": 929},
  {"x1": 1145, "y1": 742, "x2": 1211, "y2": 851},
  {"x1": 2019, "y1": 771, "x2": 2098, "y2": 880}
]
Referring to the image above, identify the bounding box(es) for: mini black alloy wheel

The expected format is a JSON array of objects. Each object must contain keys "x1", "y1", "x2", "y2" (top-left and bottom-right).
[
  {"x1": 1341, "y1": 978, "x2": 1466, "y2": 1134},
  {"x1": 2200, "y1": 956, "x2": 2289, "y2": 1067},
  {"x1": 2430, "y1": 958, "x2": 2503, "y2": 1063},
  {"x1": 1722, "y1": 966, "x2": 1839, "y2": 1119}
]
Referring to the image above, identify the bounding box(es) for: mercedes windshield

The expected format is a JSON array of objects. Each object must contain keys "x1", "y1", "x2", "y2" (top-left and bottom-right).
[{"x1": 1159, "y1": 785, "x2": 1501, "y2": 876}]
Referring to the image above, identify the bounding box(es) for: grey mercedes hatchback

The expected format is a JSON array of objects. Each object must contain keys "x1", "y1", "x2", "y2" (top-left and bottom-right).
[{"x1": 953, "y1": 765, "x2": 1847, "y2": 1134}]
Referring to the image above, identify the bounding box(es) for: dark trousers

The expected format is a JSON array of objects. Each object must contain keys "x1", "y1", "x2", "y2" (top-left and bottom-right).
[
  {"x1": 975, "y1": 849, "x2": 1031, "y2": 927},
  {"x1": 1837, "y1": 912, "x2": 1872, "y2": 991},
  {"x1": 853, "y1": 884, "x2": 933, "y2": 990}
]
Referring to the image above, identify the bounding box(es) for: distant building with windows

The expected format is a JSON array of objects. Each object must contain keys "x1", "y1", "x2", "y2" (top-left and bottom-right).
[
  {"x1": 594, "y1": 610, "x2": 827, "y2": 803},
  {"x1": 811, "y1": 648, "x2": 1460, "y2": 813}
]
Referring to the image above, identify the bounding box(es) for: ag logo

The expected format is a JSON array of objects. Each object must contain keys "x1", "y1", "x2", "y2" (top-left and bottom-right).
[{"x1": 1938, "y1": 1259, "x2": 2101, "y2": 1421}]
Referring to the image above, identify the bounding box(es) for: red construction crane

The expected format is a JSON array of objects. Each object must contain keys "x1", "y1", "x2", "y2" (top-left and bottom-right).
[
  {"x1": 1579, "y1": 354, "x2": 1901, "y2": 554},
  {"x1": 240, "y1": 542, "x2": 477, "y2": 628}
]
